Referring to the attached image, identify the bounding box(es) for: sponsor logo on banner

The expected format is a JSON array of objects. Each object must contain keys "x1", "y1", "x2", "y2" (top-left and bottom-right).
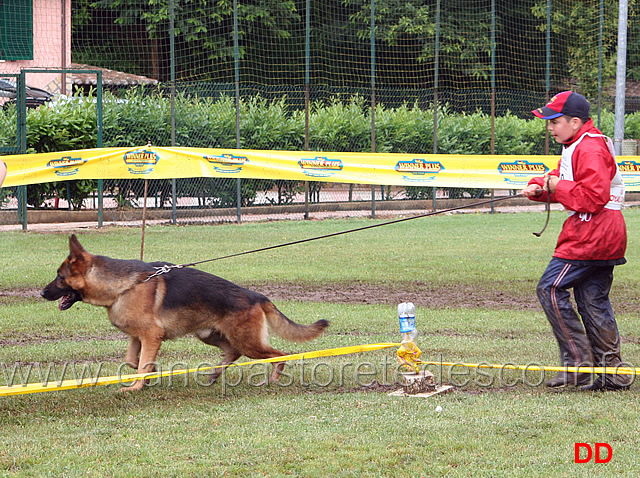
[
  {"x1": 618, "y1": 160, "x2": 640, "y2": 186},
  {"x1": 298, "y1": 156, "x2": 343, "y2": 178},
  {"x1": 395, "y1": 158, "x2": 443, "y2": 182},
  {"x1": 123, "y1": 149, "x2": 159, "y2": 175},
  {"x1": 204, "y1": 153, "x2": 249, "y2": 173},
  {"x1": 47, "y1": 156, "x2": 87, "y2": 177},
  {"x1": 497, "y1": 160, "x2": 548, "y2": 185}
]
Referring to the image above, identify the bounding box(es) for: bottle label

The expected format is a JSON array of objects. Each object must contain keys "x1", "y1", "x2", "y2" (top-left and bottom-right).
[{"x1": 398, "y1": 315, "x2": 416, "y2": 333}]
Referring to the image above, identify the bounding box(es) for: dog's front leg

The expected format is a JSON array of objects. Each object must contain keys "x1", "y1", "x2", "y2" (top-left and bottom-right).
[
  {"x1": 268, "y1": 362, "x2": 286, "y2": 384},
  {"x1": 119, "y1": 334, "x2": 162, "y2": 392},
  {"x1": 124, "y1": 336, "x2": 142, "y2": 369}
]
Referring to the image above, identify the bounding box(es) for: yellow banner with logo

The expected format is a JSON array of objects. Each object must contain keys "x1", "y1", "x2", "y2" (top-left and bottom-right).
[{"x1": 3, "y1": 146, "x2": 640, "y2": 190}]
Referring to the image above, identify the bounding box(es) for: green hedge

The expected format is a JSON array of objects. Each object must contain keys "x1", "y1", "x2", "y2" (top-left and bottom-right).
[{"x1": 2, "y1": 89, "x2": 639, "y2": 209}]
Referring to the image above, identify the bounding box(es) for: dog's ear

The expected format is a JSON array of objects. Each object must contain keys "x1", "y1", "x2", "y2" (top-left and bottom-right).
[{"x1": 68, "y1": 234, "x2": 88, "y2": 262}]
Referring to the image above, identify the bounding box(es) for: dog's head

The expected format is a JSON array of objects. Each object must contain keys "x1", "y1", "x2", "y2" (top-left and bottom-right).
[{"x1": 41, "y1": 234, "x2": 90, "y2": 310}]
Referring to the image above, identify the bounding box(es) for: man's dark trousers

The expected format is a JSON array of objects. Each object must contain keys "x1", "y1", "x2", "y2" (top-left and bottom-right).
[{"x1": 537, "y1": 257, "x2": 630, "y2": 388}]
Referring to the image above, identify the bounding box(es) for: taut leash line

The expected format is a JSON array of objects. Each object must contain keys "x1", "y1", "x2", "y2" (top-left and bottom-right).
[
  {"x1": 145, "y1": 194, "x2": 524, "y2": 280},
  {"x1": 191, "y1": 195, "x2": 525, "y2": 266}
]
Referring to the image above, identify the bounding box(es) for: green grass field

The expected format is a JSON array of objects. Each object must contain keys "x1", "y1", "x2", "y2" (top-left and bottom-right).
[{"x1": 1, "y1": 209, "x2": 639, "y2": 477}]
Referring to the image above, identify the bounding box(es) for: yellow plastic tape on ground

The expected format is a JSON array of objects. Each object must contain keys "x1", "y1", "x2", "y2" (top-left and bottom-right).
[
  {"x1": 419, "y1": 360, "x2": 640, "y2": 376},
  {"x1": 5, "y1": 346, "x2": 638, "y2": 398},
  {"x1": 0, "y1": 342, "x2": 401, "y2": 398}
]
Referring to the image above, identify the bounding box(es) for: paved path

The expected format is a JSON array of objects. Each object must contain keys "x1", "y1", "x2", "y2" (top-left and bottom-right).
[{"x1": 0, "y1": 202, "x2": 578, "y2": 232}]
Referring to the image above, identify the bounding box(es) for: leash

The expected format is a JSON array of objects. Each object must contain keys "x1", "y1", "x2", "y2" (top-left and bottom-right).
[
  {"x1": 532, "y1": 176, "x2": 551, "y2": 237},
  {"x1": 144, "y1": 194, "x2": 526, "y2": 281}
]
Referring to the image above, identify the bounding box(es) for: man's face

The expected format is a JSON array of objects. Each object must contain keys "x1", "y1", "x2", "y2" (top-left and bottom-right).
[{"x1": 547, "y1": 116, "x2": 582, "y2": 144}]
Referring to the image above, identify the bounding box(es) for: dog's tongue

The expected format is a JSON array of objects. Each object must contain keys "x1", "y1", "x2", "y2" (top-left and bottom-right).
[{"x1": 59, "y1": 294, "x2": 73, "y2": 310}]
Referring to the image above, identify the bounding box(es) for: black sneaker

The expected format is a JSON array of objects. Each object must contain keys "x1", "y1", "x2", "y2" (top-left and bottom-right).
[
  {"x1": 580, "y1": 375, "x2": 631, "y2": 392},
  {"x1": 545, "y1": 372, "x2": 592, "y2": 388}
]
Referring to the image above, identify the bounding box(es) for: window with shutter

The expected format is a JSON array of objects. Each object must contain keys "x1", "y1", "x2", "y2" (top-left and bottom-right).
[{"x1": 0, "y1": 0, "x2": 34, "y2": 61}]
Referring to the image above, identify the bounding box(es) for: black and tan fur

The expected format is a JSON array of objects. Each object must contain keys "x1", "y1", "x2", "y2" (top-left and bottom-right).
[{"x1": 41, "y1": 234, "x2": 328, "y2": 392}]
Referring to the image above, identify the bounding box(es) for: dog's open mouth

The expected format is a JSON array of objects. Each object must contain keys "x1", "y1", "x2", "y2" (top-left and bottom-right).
[{"x1": 59, "y1": 291, "x2": 81, "y2": 310}]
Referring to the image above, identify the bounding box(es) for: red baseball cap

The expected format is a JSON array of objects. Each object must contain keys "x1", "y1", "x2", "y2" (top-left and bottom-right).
[{"x1": 532, "y1": 91, "x2": 590, "y2": 120}]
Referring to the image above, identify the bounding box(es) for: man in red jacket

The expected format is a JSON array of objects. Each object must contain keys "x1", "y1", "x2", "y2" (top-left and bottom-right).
[
  {"x1": 521, "y1": 91, "x2": 630, "y2": 391},
  {"x1": 0, "y1": 159, "x2": 6, "y2": 187}
]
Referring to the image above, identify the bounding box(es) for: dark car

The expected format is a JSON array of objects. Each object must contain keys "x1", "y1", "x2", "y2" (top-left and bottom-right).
[{"x1": 0, "y1": 78, "x2": 53, "y2": 108}]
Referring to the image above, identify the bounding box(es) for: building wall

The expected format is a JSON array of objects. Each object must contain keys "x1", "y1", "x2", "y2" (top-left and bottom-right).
[{"x1": 0, "y1": 0, "x2": 71, "y2": 93}]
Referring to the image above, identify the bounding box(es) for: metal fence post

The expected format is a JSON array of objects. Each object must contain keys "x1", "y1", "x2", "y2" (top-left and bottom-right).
[
  {"x1": 170, "y1": 0, "x2": 177, "y2": 225},
  {"x1": 97, "y1": 70, "x2": 104, "y2": 227},
  {"x1": 304, "y1": 0, "x2": 311, "y2": 220},
  {"x1": 432, "y1": 0, "x2": 441, "y2": 211},
  {"x1": 614, "y1": 0, "x2": 628, "y2": 156},
  {"x1": 234, "y1": 0, "x2": 242, "y2": 223},
  {"x1": 18, "y1": 72, "x2": 27, "y2": 231},
  {"x1": 370, "y1": 0, "x2": 376, "y2": 219}
]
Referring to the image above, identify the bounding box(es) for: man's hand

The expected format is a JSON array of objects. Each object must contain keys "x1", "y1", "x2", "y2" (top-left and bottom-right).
[
  {"x1": 520, "y1": 175, "x2": 560, "y2": 197},
  {"x1": 545, "y1": 175, "x2": 560, "y2": 194},
  {"x1": 0, "y1": 160, "x2": 6, "y2": 188},
  {"x1": 520, "y1": 183, "x2": 543, "y2": 198}
]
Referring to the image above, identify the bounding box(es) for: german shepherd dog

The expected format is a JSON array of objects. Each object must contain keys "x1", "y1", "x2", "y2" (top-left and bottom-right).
[{"x1": 41, "y1": 235, "x2": 329, "y2": 392}]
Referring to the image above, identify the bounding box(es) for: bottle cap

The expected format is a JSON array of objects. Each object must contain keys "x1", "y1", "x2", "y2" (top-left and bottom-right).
[{"x1": 398, "y1": 302, "x2": 415, "y2": 317}]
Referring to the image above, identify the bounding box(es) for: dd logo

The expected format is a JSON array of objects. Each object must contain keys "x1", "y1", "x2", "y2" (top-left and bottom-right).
[{"x1": 575, "y1": 443, "x2": 612, "y2": 463}]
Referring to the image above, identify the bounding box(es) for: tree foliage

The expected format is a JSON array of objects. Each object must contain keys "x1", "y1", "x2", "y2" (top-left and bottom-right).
[
  {"x1": 71, "y1": 0, "x2": 639, "y2": 93},
  {"x1": 531, "y1": 0, "x2": 623, "y2": 98}
]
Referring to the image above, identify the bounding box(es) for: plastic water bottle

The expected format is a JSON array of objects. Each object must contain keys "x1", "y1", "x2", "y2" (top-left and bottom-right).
[
  {"x1": 398, "y1": 302, "x2": 417, "y2": 346},
  {"x1": 397, "y1": 302, "x2": 422, "y2": 374}
]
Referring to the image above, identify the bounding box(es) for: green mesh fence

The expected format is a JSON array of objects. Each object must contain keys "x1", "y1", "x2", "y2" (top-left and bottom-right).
[{"x1": 1, "y1": 0, "x2": 639, "y2": 228}]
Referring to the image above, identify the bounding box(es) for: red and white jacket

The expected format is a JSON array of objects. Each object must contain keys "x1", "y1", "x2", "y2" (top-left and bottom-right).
[{"x1": 527, "y1": 119, "x2": 626, "y2": 261}]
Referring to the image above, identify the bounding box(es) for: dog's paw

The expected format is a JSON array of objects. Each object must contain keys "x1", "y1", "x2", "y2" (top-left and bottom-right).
[{"x1": 118, "y1": 381, "x2": 145, "y2": 392}]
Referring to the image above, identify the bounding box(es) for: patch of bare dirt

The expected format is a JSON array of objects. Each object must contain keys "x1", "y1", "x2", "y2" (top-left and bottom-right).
[
  {"x1": 4, "y1": 281, "x2": 640, "y2": 313},
  {"x1": 0, "y1": 332, "x2": 127, "y2": 348},
  {"x1": 0, "y1": 288, "x2": 41, "y2": 298},
  {"x1": 251, "y1": 280, "x2": 640, "y2": 314},
  {"x1": 249, "y1": 280, "x2": 541, "y2": 310}
]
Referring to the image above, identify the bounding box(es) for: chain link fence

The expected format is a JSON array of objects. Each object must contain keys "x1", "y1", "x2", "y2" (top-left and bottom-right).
[{"x1": 2, "y1": 1, "x2": 639, "y2": 228}]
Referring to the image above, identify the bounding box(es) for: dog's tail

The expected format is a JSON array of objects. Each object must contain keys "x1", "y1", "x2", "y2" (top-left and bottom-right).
[{"x1": 263, "y1": 302, "x2": 329, "y2": 342}]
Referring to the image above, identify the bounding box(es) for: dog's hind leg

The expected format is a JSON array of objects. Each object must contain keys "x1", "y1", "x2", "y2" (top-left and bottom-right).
[
  {"x1": 196, "y1": 329, "x2": 242, "y2": 384},
  {"x1": 237, "y1": 345, "x2": 287, "y2": 385},
  {"x1": 226, "y1": 307, "x2": 288, "y2": 385}
]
